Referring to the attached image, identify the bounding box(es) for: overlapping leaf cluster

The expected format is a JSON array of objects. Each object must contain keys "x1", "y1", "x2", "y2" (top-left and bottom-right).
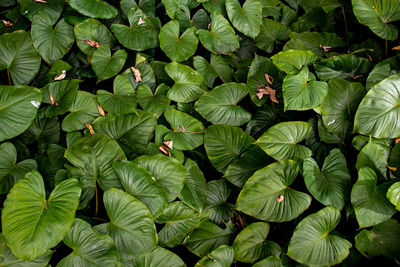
[{"x1": 1, "y1": 0, "x2": 400, "y2": 266}]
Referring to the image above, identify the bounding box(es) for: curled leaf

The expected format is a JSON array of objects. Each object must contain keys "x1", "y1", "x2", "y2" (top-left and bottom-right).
[
  {"x1": 158, "y1": 145, "x2": 171, "y2": 157},
  {"x1": 54, "y1": 70, "x2": 66, "y2": 81},
  {"x1": 84, "y1": 40, "x2": 101, "y2": 48},
  {"x1": 130, "y1": 67, "x2": 142, "y2": 83},
  {"x1": 264, "y1": 74, "x2": 274, "y2": 85},
  {"x1": 256, "y1": 86, "x2": 278, "y2": 103}
]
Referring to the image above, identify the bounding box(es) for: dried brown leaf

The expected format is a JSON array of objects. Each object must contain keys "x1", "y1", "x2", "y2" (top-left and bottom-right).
[{"x1": 130, "y1": 67, "x2": 142, "y2": 83}]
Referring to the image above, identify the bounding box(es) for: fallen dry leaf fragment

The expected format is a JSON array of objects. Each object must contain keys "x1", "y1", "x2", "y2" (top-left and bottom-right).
[
  {"x1": 50, "y1": 93, "x2": 55, "y2": 105},
  {"x1": 138, "y1": 17, "x2": 145, "y2": 25},
  {"x1": 319, "y1": 45, "x2": 332, "y2": 52},
  {"x1": 54, "y1": 70, "x2": 66, "y2": 81},
  {"x1": 84, "y1": 40, "x2": 101, "y2": 48},
  {"x1": 392, "y1": 46, "x2": 400, "y2": 51},
  {"x1": 164, "y1": 140, "x2": 173, "y2": 149},
  {"x1": 256, "y1": 85, "x2": 279, "y2": 103},
  {"x1": 366, "y1": 54, "x2": 373, "y2": 62},
  {"x1": 396, "y1": 137, "x2": 400, "y2": 144},
  {"x1": 264, "y1": 74, "x2": 274, "y2": 85},
  {"x1": 97, "y1": 104, "x2": 105, "y2": 117},
  {"x1": 178, "y1": 125, "x2": 185, "y2": 132},
  {"x1": 276, "y1": 195, "x2": 284, "y2": 202},
  {"x1": 34, "y1": 0, "x2": 47, "y2": 3},
  {"x1": 388, "y1": 166, "x2": 398, "y2": 172},
  {"x1": 2, "y1": 20, "x2": 13, "y2": 27},
  {"x1": 353, "y1": 74, "x2": 363, "y2": 80},
  {"x1": 158, "y1": 145, "x2": 171, "y2": 157},
  {"x1": 85, "y1": 123, "x2": 95, "y2": 135},
  {"x1": 131, "y1": 67, "x2": 142, "y2": 83}
]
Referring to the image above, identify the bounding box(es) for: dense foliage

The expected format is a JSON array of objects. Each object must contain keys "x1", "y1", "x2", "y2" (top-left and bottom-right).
[{"x1": 1, "y1": 0, "x2": 400, "y2": 266}]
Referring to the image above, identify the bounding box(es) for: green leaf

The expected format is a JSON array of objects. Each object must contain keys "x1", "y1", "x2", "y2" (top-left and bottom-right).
[
  {"x1": 0, "y1": 31, "x2": 41, "y2": 85},
  {"x1": 66, "y1": 0, "x2": 118, "y2": 19},
  {"x1": 0, "y1": 234, "x2": 51, "y2": 266},
  {"x1": 224, "y1": 145, "x2": 272, "y2": 188},
  {"x1": 351, "y1": 167, "x2": 396, "y2": 228},
  {"x1": 19, "y1": 0, "x2": 64, "y2": 24},
  {"x1": 97, "y1": 74, "x2": 137, "y2": 115},
  {"x1": 352, "y1": 0, "x2": 400, "y2": 40},
  {"x1": 193, "y1": 55, "x2": 233, "y2": 88},
  {"x1": 58, "y1": 218, "x2": 119, "y2": 267},
  {"x1": 246, "y1": 54, "x2": 284, "y2": 107},
  {"x1": 226, "y1": 0, "x2": 262, "y2": 39},
  {"x1": 134, "y1": 154, "x2": 187, "y2": 202},
  {"x1": 195, "y1": 82, "x2": 251, "y2": 126},
  {"x1": 314, "y1": 54, "x2": 372, "y2": 81},
  {"x1": 111, "y1": 7, "x2": 160, "y2": 51},
  {"x1": 0, "y1": 142, "x2": 37, "y2": 194},
  {"x1": 92, "y1": 45, "x2": 127, "y2": 81},
  {"x1": 179, "y1": 159, "x2": 207, "y2": 211},
  {"x1": 74, "y1": 18, "x2": 115, "y2": 57},
  {"x1": 303, "y1": 149, "x2": 351, "y2": 210},
  {"x1": 138, "y1": 83, "x2": 170, "y2": 116},
  {"x1": 64, "y1": 134, "x2": 126, "y2": 208},
  {"x1": 124, "y1": 247, "x2": 185, "y2": 267},
  {"x1": 256, "y1": 18, "x2": 290, "y2": 53},
  {"x1": 157, "y1": 201, "x2": 202, "y2": 247},
  {"x1": 113, "y1": 160, "x2": 168, "y2": 218},
  {"x1": 204, "y1": 124, "x2": 254, "y2": 173},
  {"x1": 287, "y1": 207, "x2": 352, "y2": 266},
  {"x1": 165, "y1": 62, "x2": 207, "y2": 103},
  {"x1": 283, "y1": 67, "x2": 328, "y2": 111},
  {"x1": 354, "y1": 74, "x2": 400, "y2": 138},
  {"x1": 92, "y1": 111, "x2": 156, "y2": 154},
  {"x1": 271, "y1": 49, "x2": 317, "y2": 74},
  {"x1": 164, "y1": 109, "x2": 204, "y2": 150},
  {"x1": 159, "y1": 20, "x2": 198, "y2": 62},
  {"x1": 184, "y1": 220, "x2": 235, "y2": 257},
  {"x1": 31, "y1": 13, "x2": 74, "y2": 64},
  {"x1": 366, "y1": 55, "x2": 400, "y2": 90},
  {"x1": 2, "y1": 171, "x2": 81, "y2": 260},
  {"x1": 253, "y1": 256, "x2": 282, "y2": 267},
  {"x1": 236, "y1": 160, "x2": 311, "y2": 222},
  {"x1": 387, "y1": 182, "x2": 400, "y2": 210},
  {"x1": 321, "y1": 78, "x2": 366, "y2": 140},
  {"x1": 255, "y1": 121, "x2": 312, "y2": 161},
  {"x1": 21, "y1": 109, "x2": 60, "y2": 144},
  {"x1": 42, "y1": 79, "x2": 80, "y2": 117},
  {"x1": 95, "y1": 188, "x2": 157, "y2": 260},
  {"x1": 233, "y1": 222, "x2": 271, "y2": 263},
  {"x1": 197, "y1": 13, "x2": 239, "y2": 54},
  {"x1": 0, "y1": 85, "x2": 41, "y2": 142},
  {"x1": 195, "y1": 245, "x2": 234, "y2": 267},
  {"x1": 355, "y1": 219, "x2": 400, "y2": 259},
  {"x1": 356, "y1": 139, "x2": 388, "y2": 180},
  {"x1": 61, "y1": 91, "x2": 100, "y2": 132},
  {"x1": 206, "y1": 180, "x2": 233, "y2": 224}
]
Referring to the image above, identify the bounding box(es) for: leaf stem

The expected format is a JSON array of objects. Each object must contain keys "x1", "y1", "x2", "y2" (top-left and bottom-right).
[
  {"x1": 6, "y1": 69, "x2": 11, "y2": 85},
  {"x1": 385, "y1": 39, "x2": 388, "y2": 57},
  {"x1": 95, "y1": 181, "x2": 99, "y2": 216},
  {"x1": 341, "y1": 6, "x2": 349, "y2": 49}
]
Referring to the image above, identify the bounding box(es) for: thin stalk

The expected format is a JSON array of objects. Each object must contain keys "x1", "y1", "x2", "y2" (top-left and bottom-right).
[
  {"x1": 385, "y1": 39, "x2": 388, "y2": 57},
  {"x1": 95, "y1": 181, "x2": 99, "y2": 216},
  {"x1": 341, "y1": 6, "x2": 349, "y2": 49},
  {"x1": 6, "y1": 69, "x2": 11, "y2": 85}
]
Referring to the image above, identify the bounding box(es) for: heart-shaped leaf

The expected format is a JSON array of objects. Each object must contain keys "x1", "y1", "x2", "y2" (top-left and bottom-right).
[
  {"x1": 236, "y1": 160, "x2": 311, "y2": 222},
  {"x1": 196, "y1": 245, "x2": 234, "y2": 267},
  {"x1": 97, "y1": 74, "x2": 137, "y2": 115},
  {"x1": 387, "y1": 182, "x2": 400, "y2": 211},
  {"x1": 255, "y1": 121, "x2": 312, "y2": 161},
  {"x1": 94, "y1": 188, "x2": 157, "y2": 260},
  {"x1": 271, "y1": 49, "x2": 317, "y2": 74},
  {"x1": 204, "y1": 124, "x2": 254, "y2": 173},
  {"x1": 287, "y1": 206, "x2": 352, "y2": 266},
  {"x1": 282, "y1": 67, "x2": 328, "y2": 110},
  {"x1": 351, "y1": 167, "x2": 396, "y2": 228},
  {"x1": 256, "y1": 18, "x2": 290, "y2": 53},
  {"x1": 352, "y1": 0, "x2": 400, "y2": 40},
  {"x1": 206, "y1": 180, "x2": 233, "y2": 224},
  {"x1": 2, "y1": 171, "x2": 81, "y2": 260},
  {"x1": 134, "y1": 154, "x2": 187, "y2": 202},
  {"x1": 19, "y1": 0, "x2": 64, "y2": 23},
  {"x1": 195, "y1": 82, "x2": 251, "y2": 126},
  {"x1": 92, "y1": 45, "x2": 127, "y2": 81},
  {"x1": 354, "y1": 74, "x2": 400, "y2": 138},
  {"x1": 42, "y1": 79, "x2": 80, "y2": 117},
  {"x1": 303, "y1": 148, "x2": 351, "y2": 210},
  {"x1": 165, "y1": 62, "x2": 207, "y2": 103},
  {"x1": 226, "y1": 0, "x2": 262, "y2": 39},
  {"x1": 113, "y1": 160, "x2": 168, "y2": 218},
  {"x1": 159, "y1": 20, "x2": 198, "y2": 62},
  {"x1": 111, "y1": 7, "x2": 160, "y2": 51},
  {"x1": 125, "y1": 247, "x2": 185, "y2": 267},
  {"x1": 66, "y1": 0, "x2": 118, "y2": 19},
  {"x1": 197, "y1": 13, "x2": 239, "y2": 54},
  {"x1": 64, "y1": 134, "x2": 126, "y2": 208},
  {"x1": 0, "y1": 31, "x2": 41, "y2": 85},
  {"x1": 58, "y1": 218, "x2": 119, "y2": 267},
  {"x1": 0, "y1": 85, "x2": 41, "y2": 142},
  {"x1": 31, "y1": 13, "x2": 74, "y2": 64},
  {"x1": 179, "y1": 159, "x2": 207, "y2": 211},
  {"x1": 137, "y1": 83, "x2": 170, "y2": 116},
  {"x1": 157, "y1": 201, "x2": 202, "y2": 247},
  {"x1": 356, "y1": 139, "x2": 388, "y2": 181},
  {"x1": 164, "y1": 109, "x2": 204, "y2": 150}
]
